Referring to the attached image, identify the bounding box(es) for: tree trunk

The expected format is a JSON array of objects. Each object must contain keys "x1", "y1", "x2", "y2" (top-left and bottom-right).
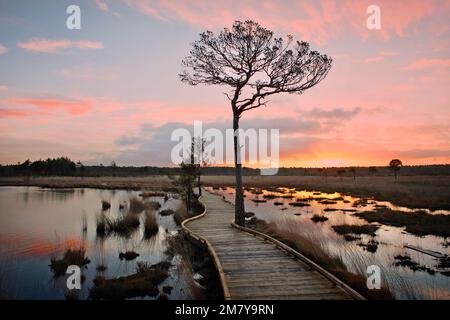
[
  {"x1": 198, "y1": 174, "x2": 202, "y2": 196},
  {"x1": 233, "y1": 114, "x2": 245, "y2": 226},
  {"x1": 187, "y1": 184, "x2": 191, "y2": 212}
]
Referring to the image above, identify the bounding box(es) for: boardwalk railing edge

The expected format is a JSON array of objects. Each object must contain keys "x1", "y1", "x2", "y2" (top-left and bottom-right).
[
  {"x1": 231, "y1": 221, "x2": 366, "y2": 300},
  {"x1": 181, "y1": 194, "x2": 232, "y2": 300}
]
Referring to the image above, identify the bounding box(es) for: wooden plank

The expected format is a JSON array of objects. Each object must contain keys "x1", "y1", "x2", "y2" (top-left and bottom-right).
[{"x1": 181, "y1": 189, "x2": 358, "y2": 300}]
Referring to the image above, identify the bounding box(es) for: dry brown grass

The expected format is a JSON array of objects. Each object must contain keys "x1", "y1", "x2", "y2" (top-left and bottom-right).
[
  {"x1": 129, "y1": 197, "x2": 146, "y2": 213},
  {"x1": 173, "y1": 199, "x2": 204, "y2": 225},
  {"x1": 332, "y1": 224, "x2": 379, "y2": 237},
  {"x1": 173, "y1": 205, "x2": 190, "y2": 225},
  {"x1": 2, "y1": 175, "x2": 449, "y2": 209},
  {"x1": 0, "y1": 176, "x2": 173, "y2": 190},
  {"x1": 89, "y1": 261, "x2": 171, "y2": 299},
  {"x1": 144, "y1": 210, "x2": 159, "y2": 238},
  {"x1": 202, "y1": 175, "x2": 450, "y2": 210},
  {"x1": 96, "y1": 213, "x2": 140, "y2": 237},
  {"x1": 140, "y1": 191, "x2": 167, "y2": 197},
  {"x1": 355, "y1": 209, "x2": 450, "y2": 237},
  {"x1": 246, "y1": 217, "x2": 394, "y2": 300},
  {"x1": 4, "y1": 175, "x2": 448, "y2": 209}
]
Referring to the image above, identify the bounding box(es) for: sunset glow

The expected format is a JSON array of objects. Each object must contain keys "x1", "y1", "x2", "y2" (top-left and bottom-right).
[{"x1": 0, "y1": 0, "x2": 449, "y2": 167}]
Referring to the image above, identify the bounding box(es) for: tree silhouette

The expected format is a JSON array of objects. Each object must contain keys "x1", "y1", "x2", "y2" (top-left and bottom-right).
[
  {"x1": 389, "y1": 159, "x2": 402, "y2": 180},
  {"x1": 349, "y1": 167, "x2": 356, "y2": 181},
  {"x1": 180, "y1": 20, "x2": 332, "y2": 225},
  {"x1": 192, "y1": 137, "x2": 207, "y2": 196},
  {"x1": 368, "y1": 166, "x2": 377, "y2": 176},
  {"x1": 337, "y1": 169, "x2": 346, "y2": 181},
  {"x1": 176, "y1": 138, "x2": 200, "y2": 212}
]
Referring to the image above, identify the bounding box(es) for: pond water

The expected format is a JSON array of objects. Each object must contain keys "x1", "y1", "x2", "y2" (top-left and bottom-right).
[
  {"x1": 206, "y1": 186, "x2": 450, "y2": 300},
  {"x1": 0, "y1": 187, "x2": 200, "y2": 300}
]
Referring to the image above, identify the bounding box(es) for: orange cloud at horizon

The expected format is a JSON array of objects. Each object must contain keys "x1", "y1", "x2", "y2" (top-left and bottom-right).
[
  {"x1": 2, "y1": 97, "x2": 94, "y2": 115},
  {"x1": 0, "y1": 0, "x2": 449, "y2": 167}
]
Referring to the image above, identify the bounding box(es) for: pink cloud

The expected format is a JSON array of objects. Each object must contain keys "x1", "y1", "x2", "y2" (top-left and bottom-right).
[
  {"x1": 124, "y1": 0, "x2": 442, "y2": 44},
  {"x1": 75, "y1": 41, "x2": 104, "y2": 49},
  {"x1": 96, "y1": 0, "x2": 121, "y2": 16},
  {"x1": 17, "y1": 38, "x2": 103, "y2": 53},
  {"x1": 3, "y1": 97, "x2": 94, "y2": 115},
  {"x1": 0, "y1": 109, "x2": 32, "y2": 118},
  {"x1": 95, "y1": 0, "x2": 108, "y2": 11},
  {"x1": 402, "y1": 58, "x2": 450, "y2": 71},
  {"x1": 0, "y1": 43, "x2": 8, "y2": 54}
]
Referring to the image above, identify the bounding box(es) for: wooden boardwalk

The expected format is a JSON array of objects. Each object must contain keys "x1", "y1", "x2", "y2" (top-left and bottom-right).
[{"x1": 182, "y1": 190, "x2": 363, "y2": 300}]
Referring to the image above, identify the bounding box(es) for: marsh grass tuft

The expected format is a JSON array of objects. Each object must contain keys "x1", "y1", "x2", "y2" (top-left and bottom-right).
[
  {"x1": 173, "y1": 200, "x2": 204, "y2": 225},
  {"x1": 355, "y1": 208, "x2": 450, "y2": 237},
  {"x1": 311, "y1": 214, "x2": 328, "y2": 223},
  {"x1": 89, "y1": 261, "x2": 171, "y2": 299},
  {"x1": 101, "y1": 200, "x2": 111, "y2": 210},
  {"x1": 129, "y1": 197, "x2": 146, "y2": 213},
  {"x1": 159, "y1": 209, "x2": 175, "y2": 216},
  {"x1": 288, "y1": 202, "x2": 310, "y2": 207},
  {"x1": 140, "y1": 191, "x2": 166, "y2": 197},
  {"x1": 96, "y1": 213, "x2": 140, "y2": 237},
  {"x1": 251, "y1": 199, "x2": 267, "y2": 203},
  {"x1": 49, "y1": 248, "x2": 90, "y2": 277},
  {"x1": 144, "y1": 210, "x2": 159, "y2": 238},
  {"x1": 332, "y1": 224, "x2": 379, "y2": 237},
  {"x1": 118, "y1": 251, "x2": 140, "y2": 261},
  {"x1": 96, "y1": 264, "x2": 107, "y2": 272}
]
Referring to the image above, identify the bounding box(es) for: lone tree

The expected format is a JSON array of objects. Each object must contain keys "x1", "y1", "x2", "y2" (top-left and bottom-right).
[
  {"x1": 180, "y1": 20, "x2": 332, "y2": 226},
  {"x1": 389, "y1": 159, "x2": 402, "y2": 180},
  {"x1": 193, "y1": 137, "x2": 207, "y2": 196},
  {"x1": 176, "y1": 138, "x2": 200, "y2": 212}
]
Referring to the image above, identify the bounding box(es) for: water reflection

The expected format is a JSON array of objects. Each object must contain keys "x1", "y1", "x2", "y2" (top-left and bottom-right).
[
  {"x1": 0, "y1": 187, "x2": 196, "y2": 300},
  {"x1": 208, "y1": 186, "x2": 450, "y2": 300}
]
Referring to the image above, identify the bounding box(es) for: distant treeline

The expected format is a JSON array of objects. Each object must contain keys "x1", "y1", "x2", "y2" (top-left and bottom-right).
[{"x1": 0, "y1": 157, "x2": 449, "y2": 177}]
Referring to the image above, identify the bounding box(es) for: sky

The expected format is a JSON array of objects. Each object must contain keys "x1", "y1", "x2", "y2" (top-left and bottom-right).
[{"x1": 0, "y1": 0, "x2": 449, "y2": 168}]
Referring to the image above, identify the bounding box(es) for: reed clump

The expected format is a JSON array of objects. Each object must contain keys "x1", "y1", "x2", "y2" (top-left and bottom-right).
[
  {"x1": 89, "y1": 261, "x2": 171, "y2": 299},
  {"x1": 49, "y1": 248, "x2": 90, "y2": 276},
  {"x1": 311, "y1": 214, "x2": 328, "y2": 223},
  {"x1": 96, "y1": 213, "x2": 140, "y2": 237},
  {"x1": 159, "y1": 209, "x2": 175, "y2": 216},
  {"x1": 355, "y1": 208, "x2": 450, "y2": 237},
  {"x1": 101, "y1": 200, "x2": 111, "y2": 210},
  {"x1": 144, "y1": 210, "x2": 159, "y2": 238},
  {"x1": 332, "y1": 224, "x2": 379, "y2": 237},
  {"x1": 129, "y1": 197, "x2": 146, "y2": 213}
]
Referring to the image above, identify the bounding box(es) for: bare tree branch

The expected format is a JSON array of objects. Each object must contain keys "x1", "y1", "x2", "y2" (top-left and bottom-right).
[{"x1": 180, "y1": 20, "x2": 332, "y2": 116}]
